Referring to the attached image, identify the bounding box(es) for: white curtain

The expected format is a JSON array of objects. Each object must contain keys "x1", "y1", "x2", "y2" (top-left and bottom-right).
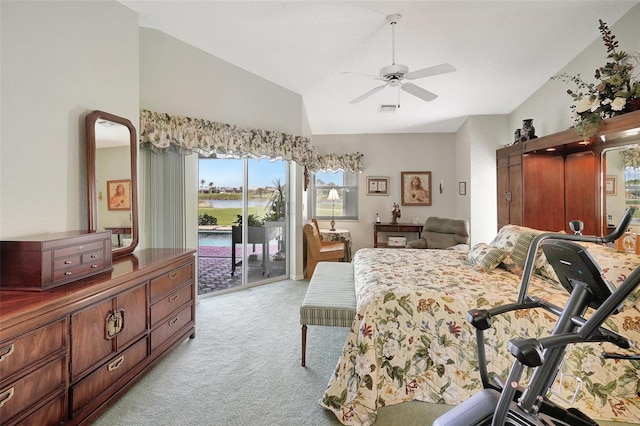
[{"x1": 144, "y1": 148, "x2": 186, "y2": 248}]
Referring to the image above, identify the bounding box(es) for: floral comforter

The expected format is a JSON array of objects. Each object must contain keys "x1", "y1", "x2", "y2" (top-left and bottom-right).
[{"x1": 320, "y1": 247, "x2": 640, "y2": 425}]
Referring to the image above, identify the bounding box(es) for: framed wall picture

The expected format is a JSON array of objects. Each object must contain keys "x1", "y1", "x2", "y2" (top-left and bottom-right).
[
  {"x1": 459, "y1": 181, "x2": 467, "y2": 195},
  {"x1": 107, "y1": 179, "x2": 131, "y2": 210},
  {"x1": 401, "y1": 171, "x2": 432, "y2": 206},
  {"x1": 367, "y1": 176, "x2": 389, "y2": 196},
  {"x1": 605, "y1": 176, "x2": 617, "y2": 195}
]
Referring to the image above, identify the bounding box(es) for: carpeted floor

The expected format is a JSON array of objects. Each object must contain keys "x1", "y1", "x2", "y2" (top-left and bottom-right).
[
  {"x1": 93, "y1": 279, "x2": 635, "y2": 426},
  {"x1": 93, "y1": 279, "x2": 452, "y2": 425}
]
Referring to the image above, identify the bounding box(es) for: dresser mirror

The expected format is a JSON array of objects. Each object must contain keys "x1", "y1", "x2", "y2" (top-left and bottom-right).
[{"x1": 86, "y1": 110, "x2": 138, "y2": 258}]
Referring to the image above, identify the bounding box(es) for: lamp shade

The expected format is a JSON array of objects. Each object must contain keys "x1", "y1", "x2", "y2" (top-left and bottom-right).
[{"x1": 327, "y1": 188, "x2": 340, "y2": 201}]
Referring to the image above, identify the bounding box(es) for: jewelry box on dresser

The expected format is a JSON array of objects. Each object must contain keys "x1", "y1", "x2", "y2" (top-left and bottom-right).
[{"x1": 0, "y1": 230, "x2": 114, "y2": 290}]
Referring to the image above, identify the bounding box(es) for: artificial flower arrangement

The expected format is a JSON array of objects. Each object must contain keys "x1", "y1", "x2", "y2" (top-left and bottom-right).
[{"x1": 553, "y1": 20, "x2": 640, "y2": 138}]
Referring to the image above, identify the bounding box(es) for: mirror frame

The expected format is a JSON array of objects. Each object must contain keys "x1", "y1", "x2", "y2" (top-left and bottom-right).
[{"x1": 86, "y1": 110, "x2": 139, "y2": 258}]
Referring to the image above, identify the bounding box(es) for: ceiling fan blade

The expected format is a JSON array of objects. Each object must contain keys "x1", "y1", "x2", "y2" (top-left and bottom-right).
[
  {"x1": 349, "y1": 84, "x2": 387, "y2": 104},
  {"x1": 401, "y1": 83, "x2": 438, "y2": 102},
  {"x1": 405, "y1": 63, "x2": 456, "y2": 80}
]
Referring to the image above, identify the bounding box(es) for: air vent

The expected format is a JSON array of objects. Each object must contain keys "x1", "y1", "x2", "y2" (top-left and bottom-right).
[{"x1": 379, "y1": 104, "x2": 397, "y2": 113}]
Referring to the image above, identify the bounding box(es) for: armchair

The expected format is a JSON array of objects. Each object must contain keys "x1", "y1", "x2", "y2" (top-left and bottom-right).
[{"x1": 407, "y1": 216, "x2": 470, "y2": 250}]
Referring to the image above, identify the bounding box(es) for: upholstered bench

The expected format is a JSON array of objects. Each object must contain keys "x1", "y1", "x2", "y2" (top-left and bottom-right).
[{"x1": 300, "y1": 262, "x2": 355, "y2": 366}]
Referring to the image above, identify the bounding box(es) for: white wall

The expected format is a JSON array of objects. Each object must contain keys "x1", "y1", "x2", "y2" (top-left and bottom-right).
[
  {"x1": 462, "y1": 115, "x2": 511, "y2": 245},
  {"x1": 312, "y1": 133, "x2": 456, "y2": 252},
  {"x1": 0, "y1": 0, "x2": 139, "y2": 238},
  {"x1": 511, "y1": 4, "x2": 640, "y2": 137}
]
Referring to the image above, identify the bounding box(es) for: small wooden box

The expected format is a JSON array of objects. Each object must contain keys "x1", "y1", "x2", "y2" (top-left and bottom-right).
[
  {"x1": 388, "y1": 236, "x2": 407, "y2": 247},
  {"x1": 1, "y1": 230, "x2": 113, "y2": 290}
]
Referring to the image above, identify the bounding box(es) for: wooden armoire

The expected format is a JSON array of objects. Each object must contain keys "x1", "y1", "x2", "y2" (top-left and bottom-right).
[{"x1": 497, "y1": 110, "x2": 640, "y2": 235}]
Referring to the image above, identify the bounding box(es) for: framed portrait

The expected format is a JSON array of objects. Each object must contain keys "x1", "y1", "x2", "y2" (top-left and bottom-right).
[
  {"x1": 367, "y1": 176, "x2": 389, "y2": 196},
  {"x1": 605, "y1": 176, "x2": 616, "y2": 196},
  {"x1": 401, "y1": 171, "x2": 432, "y2": 206},
  {"x1": 459, "y1": 181, "x2": 467, "y2": 195},
  {"x1": 107, "y1": 179, "x2": 131, "y2": 210}
]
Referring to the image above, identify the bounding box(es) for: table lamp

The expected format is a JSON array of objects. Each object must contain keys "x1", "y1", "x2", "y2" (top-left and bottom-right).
[{"x1": 327, "y1": 188, "x2": 340, "y2": 231}]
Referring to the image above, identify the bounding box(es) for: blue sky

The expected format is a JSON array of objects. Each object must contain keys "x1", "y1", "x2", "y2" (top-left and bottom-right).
[
  {"x1": 199, "y1": 158, "x2": 345, "y2": 189},
  {"x1": 199, "y1": 158, "x2": 286, "y2": 189}
]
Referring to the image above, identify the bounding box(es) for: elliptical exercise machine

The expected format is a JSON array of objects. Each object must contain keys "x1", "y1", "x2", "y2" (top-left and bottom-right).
[{"x1": 434, "y1": 207, "x2": 640, "y2": 426}]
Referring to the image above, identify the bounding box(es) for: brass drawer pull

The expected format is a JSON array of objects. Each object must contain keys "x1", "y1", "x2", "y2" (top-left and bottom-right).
[
  {"x1": 105, "y1": 309, "x2": 125, "y2": 339},
  {"x1": 169, "y1": 317, "x2": 179, "y2": 327},
  {"x1": 77, "y1": 245, "x2": 84, "y2": 250},
  {"x1": 64, "y1": 260, "x2": 72, "y2": 264},
  {"x1": 168, "y1": 294, "x2": 178, "y2": 303},
  {"x1": 0, "y1": 344, "x2": 14, "y2": 362},
  {"x1": 91, "y1": 264, "x2": 98, "y2": 268},
  {"x1": 107, "y1": 355, "x2": 125, "y2": 372},
  {"x1": 65, "y1": 271, "x2": 72, "y2": 276},
  {"x1": 0, "y1": 387, "x2": 14, "y2": 408},
  {"x1": 168, "y1": 271, "x2": 179, "y2": 280},
  {"x1": 91, "y1": 254, "x2": 98, "y2": 258}
]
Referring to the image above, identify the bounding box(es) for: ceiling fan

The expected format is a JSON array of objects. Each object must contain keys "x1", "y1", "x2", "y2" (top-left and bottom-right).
[{"x1": 349, "y1": 14, "x2": 456, "y2": 105}]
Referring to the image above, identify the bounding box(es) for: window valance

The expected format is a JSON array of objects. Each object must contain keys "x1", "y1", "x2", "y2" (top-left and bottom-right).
[{"x1": 139, "y1": 110, "x2": 362, "y2": 172}]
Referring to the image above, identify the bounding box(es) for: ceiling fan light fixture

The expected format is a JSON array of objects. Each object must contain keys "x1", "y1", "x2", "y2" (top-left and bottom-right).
[
  {"x1": 346, "y1": 13, "x2": 455, "y2": 105},
  {"x1": 379, "y1": 104, "x2": 397, "y2": 113}
]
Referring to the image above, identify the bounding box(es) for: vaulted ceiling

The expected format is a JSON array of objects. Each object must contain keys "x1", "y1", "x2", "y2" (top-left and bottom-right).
[{"x1": 121, "y1": 1, "x2": 638, "y2": 134}]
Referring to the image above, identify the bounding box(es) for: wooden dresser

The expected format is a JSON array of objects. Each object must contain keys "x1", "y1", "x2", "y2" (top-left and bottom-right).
[{"x1": 0, "y1": 248, "x2": 196, "y2": 425}]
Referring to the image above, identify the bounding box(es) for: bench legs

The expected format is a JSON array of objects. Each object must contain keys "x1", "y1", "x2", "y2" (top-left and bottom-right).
[{"x1": 301, "y1": 324, "x2": 307, "y2": 366}]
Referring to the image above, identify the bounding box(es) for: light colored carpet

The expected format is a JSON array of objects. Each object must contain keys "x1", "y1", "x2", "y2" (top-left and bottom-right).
[{"x1": 93, "y1": 279, "x2": 634, "y2": 426}]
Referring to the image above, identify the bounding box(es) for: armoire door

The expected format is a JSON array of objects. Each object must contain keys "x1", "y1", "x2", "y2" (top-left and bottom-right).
[
  {"x1": 565, "y1": 151, "x2": 597, "y2": 234},
  {"x1": 523, "y1": 154, "x2": 565, "y2": 231}
]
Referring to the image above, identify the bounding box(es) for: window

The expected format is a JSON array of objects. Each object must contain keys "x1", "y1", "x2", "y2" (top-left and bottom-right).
[{"x1": 311, "y1": 170, "x2": 358, "y2": 221}]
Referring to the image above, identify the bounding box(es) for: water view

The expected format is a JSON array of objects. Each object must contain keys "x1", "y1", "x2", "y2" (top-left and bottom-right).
[
  {"x1": 199, "y1": 232, "x2": 231, "y2": 247},
  {"x1": 200, "y1": 199, "x2": 269, "y2": 208}
]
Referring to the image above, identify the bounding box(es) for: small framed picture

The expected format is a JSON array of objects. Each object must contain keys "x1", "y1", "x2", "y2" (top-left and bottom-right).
[
  {"x1": 107, "y1": 179, "x2": 131, "y2": 210},
  {"x1": 401, "y1": 171, "x2": 431, "y2": 206},
  {"x1": 367, "y1": 176, "x2": 389, "y2": 196},
  {"x1": 605, "y1": 176, "x2": 616, "y2": 196},
  {"x1": 459, "y1": 182, "x2": 467, "y2": 195}
]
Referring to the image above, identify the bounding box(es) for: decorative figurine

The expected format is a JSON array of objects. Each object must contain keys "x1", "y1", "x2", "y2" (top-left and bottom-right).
[
  {"x1": 391, "y1": 203, "x2": 401, "y2": 225},
  {"x1": 514, "y1": 129, "x2": 521, "y2": 144},
  {"x1": 520, "y1": 119, "x2": 537, "y2": 142}
]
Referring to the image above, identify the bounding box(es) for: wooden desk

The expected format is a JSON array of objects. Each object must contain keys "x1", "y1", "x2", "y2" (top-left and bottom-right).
[
  {"x1": 104, "y1": 226, "x2": 132, "y2": 247},
  {"x1": 373, "y1": 223, "x2": 423, "y2": 248}
]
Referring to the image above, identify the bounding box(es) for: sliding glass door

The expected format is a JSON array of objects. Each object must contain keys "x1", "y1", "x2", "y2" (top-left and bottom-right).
[{"x1": 198, "y1": 157, "x2": 288, "y2": 294}]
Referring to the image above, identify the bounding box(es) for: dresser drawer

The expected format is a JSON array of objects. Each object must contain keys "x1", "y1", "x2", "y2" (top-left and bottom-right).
[
  {"x1": 0, "y1": 355, "x2": 66, "y2": 423},
  {"x1": 150, "y1": 283, "x2": 193, "y2": 326},
  {"x1": 53, "y1": 254, "x2": 81, "y2": 270},
  {"x1": 0, "y1": 319, "x2": 66, "y2": 382},
  {"x1": 53, "y1": 259, "x2": 105, "y2": 282},
  {"x1": 151, "y1": 304, "x2": 194, "y2": 352},
  {"x1": 70, "y1": 337, "x2": 148, "y2": 416},
  {"x1": 82, "y1": 250, "x2": 104, "y2": 263},
  {"x1": 150, "y1": 263, "x2": 193, "y2": 302},
  {"x1": 10, "y1": 393, "x2": 66, "y2": 426},
  {"x1": 71, "y1": 283, "x2": 147, "y2": 380},
  {"x1": 53, "y1": 240, "x2": 104, "y2": 259}
]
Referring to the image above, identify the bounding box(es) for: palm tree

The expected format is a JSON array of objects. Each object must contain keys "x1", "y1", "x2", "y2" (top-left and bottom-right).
[
  {"x1": 200, "y1": 179, "x2": 206, "y2": 193},
  {"x1": 264, "y1": 178, "x2": 286, "y2": 221}
]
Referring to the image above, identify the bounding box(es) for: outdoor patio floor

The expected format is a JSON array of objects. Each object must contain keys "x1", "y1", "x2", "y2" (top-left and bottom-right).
[{"x1": 198, "y1": 245, "x2": 285, "y2": 295}]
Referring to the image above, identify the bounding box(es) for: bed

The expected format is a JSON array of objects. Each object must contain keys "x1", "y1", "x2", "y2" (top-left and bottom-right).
[{"x1": 319, "y1": 225, "x2": 640, "y2": 425}]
